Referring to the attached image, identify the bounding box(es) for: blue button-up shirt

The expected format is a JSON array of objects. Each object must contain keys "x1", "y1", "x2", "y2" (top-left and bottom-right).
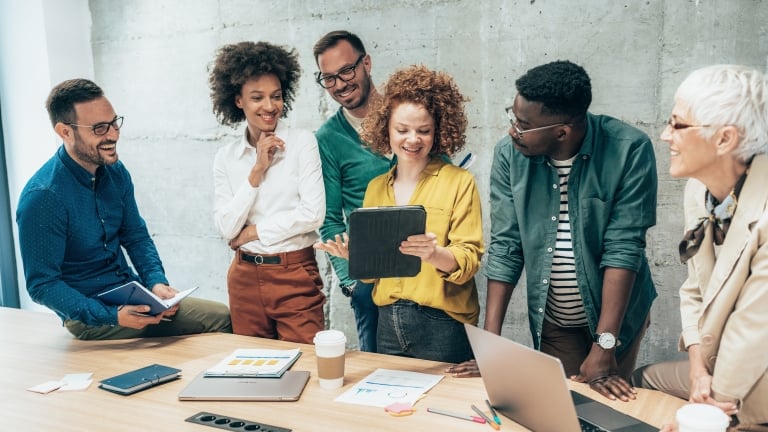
[
  {"x1": 16, "y1": 145, "x2": 168, "y2": 326},
  {"x1": 485, "y1": 113, "x2": 658, "y2": 353}
]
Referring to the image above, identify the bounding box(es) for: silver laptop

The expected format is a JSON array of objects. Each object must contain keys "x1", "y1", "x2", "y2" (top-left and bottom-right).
[
  {"x1": 465, "y1": 323, "x2": 657, "y2": 432},
  {"x1": 178, "y1": 370, "x2": 310, "y2": 401}
]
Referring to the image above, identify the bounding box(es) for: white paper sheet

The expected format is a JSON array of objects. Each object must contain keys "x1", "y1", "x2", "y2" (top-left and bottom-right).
[{"x1": 334, "y1": 368, "x2": 443, "y2": 407}]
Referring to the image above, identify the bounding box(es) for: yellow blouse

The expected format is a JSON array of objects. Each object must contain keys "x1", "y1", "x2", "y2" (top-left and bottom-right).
[{"x1": 362, "y1": 157, "x2": 484, "y2": 324}]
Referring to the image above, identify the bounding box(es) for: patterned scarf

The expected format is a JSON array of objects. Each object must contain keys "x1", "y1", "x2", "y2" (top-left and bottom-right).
[{"x1": 678, "y1": 167, "x2": 750, "y2": 264}]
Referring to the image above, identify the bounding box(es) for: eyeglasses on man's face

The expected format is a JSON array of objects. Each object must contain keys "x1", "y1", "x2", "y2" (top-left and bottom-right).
[
  {"x1": 315, "y1": 54, "x2": 366, "y2": 89},
  {"x1": 505, "y1": 107, "x2": 567, "y2": 138},
  {"x1": 66, "y1": 115, "x2": 124, "y2": 136}
]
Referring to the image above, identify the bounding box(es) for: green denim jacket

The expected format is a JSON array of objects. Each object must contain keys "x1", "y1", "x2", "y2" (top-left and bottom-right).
[{"x1": 485, "y1": 113, "x2": 658, "y2": 354}]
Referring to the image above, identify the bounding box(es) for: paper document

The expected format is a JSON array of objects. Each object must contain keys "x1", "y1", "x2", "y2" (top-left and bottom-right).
[
  {"x1": 204, "y1": 348, "x2": 302, "y2": 378},
  {"x1": 334, "y1": 368, "x2": 443, "y2": 407}
]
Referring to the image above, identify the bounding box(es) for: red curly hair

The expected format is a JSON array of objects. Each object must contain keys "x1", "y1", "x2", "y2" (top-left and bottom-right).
[{"x1": 361, "y1": 65, "x2": 468, "y2": 156}]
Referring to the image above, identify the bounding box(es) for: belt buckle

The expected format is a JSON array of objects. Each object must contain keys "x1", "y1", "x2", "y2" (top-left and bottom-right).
[{"x1": 253, "y1": 255, "x2": 264, "y2": 265}]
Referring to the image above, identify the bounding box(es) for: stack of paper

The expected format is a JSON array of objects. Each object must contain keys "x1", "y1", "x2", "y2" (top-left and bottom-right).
[{"x1": 204, "y1": 348, "x2": 301, "y2": 378}]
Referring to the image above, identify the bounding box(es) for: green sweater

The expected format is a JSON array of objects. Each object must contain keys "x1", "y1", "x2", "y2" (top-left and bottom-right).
[{"x1": 315, "y1": 108, "x2": 393, "y2": 286}]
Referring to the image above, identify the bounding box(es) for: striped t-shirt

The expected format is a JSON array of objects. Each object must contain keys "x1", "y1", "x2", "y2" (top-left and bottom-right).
[{"x1": 545, "y1": 157, "x2": 588, "y2": 327}]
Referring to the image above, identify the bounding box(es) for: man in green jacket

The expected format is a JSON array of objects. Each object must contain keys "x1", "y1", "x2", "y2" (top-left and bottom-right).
[
  {"x1": 312, "y1": 31, "x2": 392, "y2": 352},
  {"x1": 451, "y1": 60, "x2": 657, "y2": 402}
]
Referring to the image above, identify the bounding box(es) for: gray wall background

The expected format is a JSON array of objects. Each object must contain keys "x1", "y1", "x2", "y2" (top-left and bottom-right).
[{"x1": 86, "y1": 0, "x2": 767, "y2": 365}]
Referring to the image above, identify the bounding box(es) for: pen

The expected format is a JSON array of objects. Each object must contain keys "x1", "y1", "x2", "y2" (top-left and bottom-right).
[
  {"x1": 427, "y1": 407, "x2": 486, "y2": 424},
  {"x1": 485, "y1": 399, "x2": 502, "y2": 425},
  {"x1": 471, "y1": 404, "x2": 500, "y2": 430}
]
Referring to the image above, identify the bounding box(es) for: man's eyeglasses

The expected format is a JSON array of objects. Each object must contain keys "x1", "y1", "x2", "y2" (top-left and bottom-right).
[
  {"x1": 315, "y1": 54, "x2": 366, "y2": 89},
  {"x1": 65, "y1": 116, "x2": 124, "y2": 136},
  {"x1": 666, "y1": 118, "x2": 712, "y2": 131},
  {"x1": 506, "y1": 108, "x2": 567, "y2": 137}
]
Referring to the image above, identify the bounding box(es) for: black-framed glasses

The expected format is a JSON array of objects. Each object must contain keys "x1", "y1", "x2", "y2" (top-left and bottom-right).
[
  {"x1": 506, "y1": 108, "x2": 567, "y2": 137},
  {"x1": 315, "y1": 54, "x2": 366, "y2": 89},
  {"x1": 66, "y1": 115, "x2": 123, "y2": 136},
  {"x1": 666, "y1": 118, "x2": 712, "y2": 131}
]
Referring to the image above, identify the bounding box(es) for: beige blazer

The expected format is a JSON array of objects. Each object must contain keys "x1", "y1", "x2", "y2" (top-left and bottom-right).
[{"x1": 679, "y1": 154, "x2": 768, "y2": 424}]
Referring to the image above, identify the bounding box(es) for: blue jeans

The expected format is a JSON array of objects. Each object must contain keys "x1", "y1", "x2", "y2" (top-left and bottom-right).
[
  {"x1": 377, "y1": 299, "x2": 473, "y2": 363},
  {"x1": 350, "y1": 281, "x2": 378, "y2": 352}
]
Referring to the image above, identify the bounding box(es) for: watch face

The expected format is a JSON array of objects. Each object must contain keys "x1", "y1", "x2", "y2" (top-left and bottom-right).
[{"x1": 598, "y1": 332, "x2": 616, "y2": 349}]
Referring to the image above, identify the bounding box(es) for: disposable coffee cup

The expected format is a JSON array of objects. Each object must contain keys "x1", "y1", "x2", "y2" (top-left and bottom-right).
[
  {"x1": 313, "y1": 330, "x2": 346, "y2": 390},
  {"x1": 676, "y1": 403, "x2": 730, "y2": 432}
]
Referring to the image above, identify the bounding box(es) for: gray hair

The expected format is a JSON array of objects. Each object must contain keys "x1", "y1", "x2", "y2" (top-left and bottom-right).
[{"x1": 675, "y1": 64, "x2": 768, "y2": 161}]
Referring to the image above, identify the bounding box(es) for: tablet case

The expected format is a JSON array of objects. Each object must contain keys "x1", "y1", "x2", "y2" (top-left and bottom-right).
[
  {"x1": 348, "y1": 205, "x2": 426, "y2": 279},
  {"x1": 99, "y1": 363, "x2": 181, "y2": 395}
]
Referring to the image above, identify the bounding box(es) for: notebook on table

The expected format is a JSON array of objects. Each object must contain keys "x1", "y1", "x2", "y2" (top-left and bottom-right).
[
  {"x1": 177, "y1": 370, "x2": 310, "y2": 401},
  {"x1": 348, "y1": 205, "x2": 426, "y2": 279},
  {"x1": 464, "y1": 323, "x2": 657, "y2": 432}
]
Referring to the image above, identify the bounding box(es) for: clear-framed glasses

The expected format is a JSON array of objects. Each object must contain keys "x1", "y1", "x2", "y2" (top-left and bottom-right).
[
  {"x1": 65, "y1": 115, "x2": 124, "y2": 136},
  {"x1": 315, "y1": 54, "x2": 366, "y2": 89},
  {"x1": 666, "y1": 118, "x2": 712, "y2": 131},
  {"x1": 505, "y1": 108, "x2": 567, "y2": 137}
]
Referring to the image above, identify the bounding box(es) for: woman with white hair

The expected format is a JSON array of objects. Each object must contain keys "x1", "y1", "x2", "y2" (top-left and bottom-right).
[{"x1": 632, "y1": 65, "x2": 768, "y2": 430}]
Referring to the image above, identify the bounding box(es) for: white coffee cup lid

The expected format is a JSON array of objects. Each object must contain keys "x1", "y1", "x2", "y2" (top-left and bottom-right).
[
  {"x1": 676, "y1": 403, "x2": 730, "y2": 428},
  {"x1": 314, "y1": 329, "x2": 346, "y2": 345}
]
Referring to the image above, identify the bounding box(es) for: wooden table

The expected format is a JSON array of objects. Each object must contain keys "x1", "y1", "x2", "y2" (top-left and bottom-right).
[{"x1": 0, "y1": 307, "x2": 684, "y2": 431}]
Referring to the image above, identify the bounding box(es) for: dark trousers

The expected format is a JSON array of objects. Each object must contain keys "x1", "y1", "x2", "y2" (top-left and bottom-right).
[
  {"x1": 540, "y1": 314, "x2": 650, "y2": 380},
  {"x1": 377, "y1": 299, "x2": 473, "y2": 364},
  {"x1": 349, "y1": 281, "x2": 378, "y2": 352}
]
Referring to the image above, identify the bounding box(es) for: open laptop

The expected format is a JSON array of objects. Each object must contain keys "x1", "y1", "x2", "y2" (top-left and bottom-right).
[
  {"x1": 465, "y1": 324, "x2": 657, "y2": 432},
  {"x1": 178, "y1": 370, "x2": 310, "y2": 401}
]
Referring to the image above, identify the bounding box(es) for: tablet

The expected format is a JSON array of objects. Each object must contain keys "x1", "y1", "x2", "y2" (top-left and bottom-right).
[{"x1": 348, "y1": 205, "x2": 426, "y2": 279}]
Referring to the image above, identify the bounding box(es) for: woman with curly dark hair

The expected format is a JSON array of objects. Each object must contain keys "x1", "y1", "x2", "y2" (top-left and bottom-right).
[
  {"x1": 209, "y1": 41, "x2": 326, "y2": 343},
  {"x1": 316, "y1": 65, "x2": 483, "y2": 362}
]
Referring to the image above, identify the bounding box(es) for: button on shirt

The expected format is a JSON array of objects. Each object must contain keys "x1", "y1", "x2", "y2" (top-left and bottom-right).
[
  {"x1": 213, "y1": 123, "x2": 325, "y2": 253},
  {"x1": 16, "y1": 145, "x2": 168, "y2": 326},
  {"x1": 485, "y1": 113, "x2": 658, "y2": 352}
]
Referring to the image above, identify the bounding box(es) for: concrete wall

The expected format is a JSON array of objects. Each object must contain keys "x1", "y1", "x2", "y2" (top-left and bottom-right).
[{"x1": 5, "y1": 1, "x2": 768, "y2": 365}]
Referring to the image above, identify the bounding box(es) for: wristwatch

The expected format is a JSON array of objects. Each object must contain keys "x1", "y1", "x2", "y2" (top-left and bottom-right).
[
  {"x1": 340, "y1": 281, "x2": 358, "y2": 298},
  {"x1": 593, "y1": 331, "x2": 620, "y2": 350}
]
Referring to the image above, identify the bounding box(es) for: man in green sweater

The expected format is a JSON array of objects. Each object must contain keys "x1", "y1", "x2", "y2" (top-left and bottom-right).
[{"x1": 313, "y1": 31, "x2": 392, "y2": 352}]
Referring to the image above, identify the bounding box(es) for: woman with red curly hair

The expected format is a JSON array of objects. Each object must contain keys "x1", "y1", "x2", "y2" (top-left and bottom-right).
[{"x1": 316, "y1": 65, "x2": 483, "y2": 363}]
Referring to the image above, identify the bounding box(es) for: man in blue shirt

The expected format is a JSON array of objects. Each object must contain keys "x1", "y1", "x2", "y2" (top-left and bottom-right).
[
  {"x1": 449, "y1": 61, "x2": 657, "y2": 402},
  {"x1": 16, "y1": 78, "x2": 231, "y2": 340}
]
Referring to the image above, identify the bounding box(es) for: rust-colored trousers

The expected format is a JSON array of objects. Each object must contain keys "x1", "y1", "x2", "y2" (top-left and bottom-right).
[{"x1": 227, "y1": 247, "x2": 325, "y2": 344}]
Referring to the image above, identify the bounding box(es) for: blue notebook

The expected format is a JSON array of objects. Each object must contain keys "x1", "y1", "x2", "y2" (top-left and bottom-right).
[
  {"x1": 94, "y1": 281, "x2": 198, "y2": 316},
  {"x1": 99, "y1": 364, "x2": 181, "y2": 395}
]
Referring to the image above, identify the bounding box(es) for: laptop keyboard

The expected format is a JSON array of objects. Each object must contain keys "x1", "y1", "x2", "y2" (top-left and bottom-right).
[{"x1": 579, "y1": 418, "x2": 609, "y2": 432}]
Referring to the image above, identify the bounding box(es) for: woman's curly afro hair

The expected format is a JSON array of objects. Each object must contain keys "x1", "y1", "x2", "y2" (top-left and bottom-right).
[{"x1": 209, "y1": 41, "x2": 301, "y2": 127}]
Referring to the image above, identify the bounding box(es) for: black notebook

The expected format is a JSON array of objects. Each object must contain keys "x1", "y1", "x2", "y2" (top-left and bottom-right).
[
  {"x1": 99, "y1": 364, "x2": 181, "y2": 395},
  {"x1": 348, "y1": 205, "x2": 427, "y2": 279}
]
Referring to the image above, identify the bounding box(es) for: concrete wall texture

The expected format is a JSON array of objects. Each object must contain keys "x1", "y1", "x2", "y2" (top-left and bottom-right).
[{"x1": 83, "y1": 0, "x2": 767, "y2": 365}]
